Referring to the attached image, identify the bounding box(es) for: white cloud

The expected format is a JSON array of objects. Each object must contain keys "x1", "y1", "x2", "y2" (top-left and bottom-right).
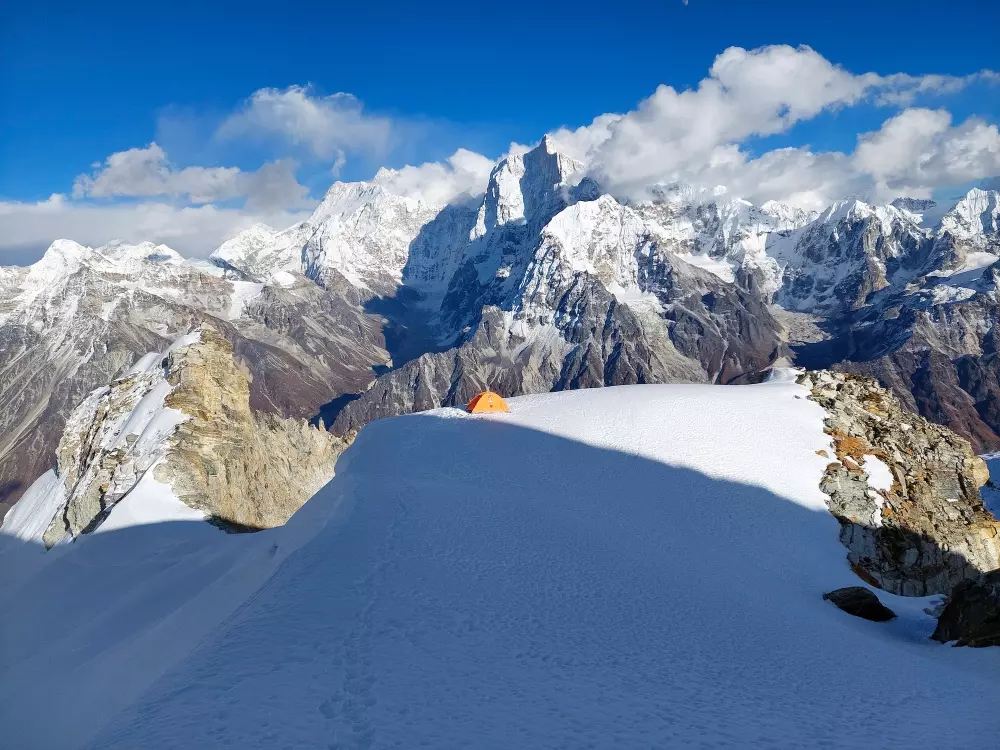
[
  {"x1": 73, "y1": 143, "x2": 241, "y2": 202},
  {"x1": 7, "y1": 48, "x2": 999, "y2": 264},
  {"x1": 0, "y1": 194, "x2": 313, "y2": 262},
  {"x1": 546, "y1": 114, "x2": 622, "y2": 163},
  {"x1": 873, "y1": 71, "x2": 1000, "y2": 106},
  {"x1": 373, "y1": 149, "x2": 496, "y2": 205},
  {"x1": 542, "y1": 45, "x2": 998, "y2": 208},
  {"x1": 72, "y1": 143, "x2": 312, "y2": 211},
  {"x1": 853, "y1": 109, "x2": 1000, "y2": 196},
  {"x1": 240, "y1": 159, "x2": 313, "y2": 212},
  {"x1": 701, "y1": 109, "x2": 1000, "y2": 210},
  {"x1": 217, "y1": 86, "x2": 393, "y2": 160}
]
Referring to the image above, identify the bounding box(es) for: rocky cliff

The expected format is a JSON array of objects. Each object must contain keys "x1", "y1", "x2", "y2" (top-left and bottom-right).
[
  {"x1": 26, "y1": 326, "x2": 345, "y2": 547},
  {"x1": 157, "y1": 327, "x2": 348, "y2": 531},
  {"x1": 803, "y1": 370, "x2": 1000, "y2": 596}
]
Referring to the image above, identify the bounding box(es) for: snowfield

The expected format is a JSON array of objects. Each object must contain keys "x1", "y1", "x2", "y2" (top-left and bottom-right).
[{"x1": 3, "y1": 379, "x2": 999, "y2": 748}]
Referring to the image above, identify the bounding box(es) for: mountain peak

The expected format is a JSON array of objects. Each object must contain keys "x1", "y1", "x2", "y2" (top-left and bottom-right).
[
  {"x1": 820, "y1": 197, "x2": 874, "y2": 224},
  {"x1": 940, "y1": 187, "x2": 1000, "y2": 240},
  {"x1": 891, "y1": 197, "x2": 937, "y2": 213},
  {"x1": 473, "y1": 140, "x2": 585, "y2": 240},
  {"x1": 97, "y1": 240, "x2": 184, "y2": 267}
]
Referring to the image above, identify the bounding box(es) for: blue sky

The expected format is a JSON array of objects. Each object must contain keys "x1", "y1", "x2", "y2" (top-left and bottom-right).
[{"x1": 1, "y1": 0, "x2": 999, "y2": 260}]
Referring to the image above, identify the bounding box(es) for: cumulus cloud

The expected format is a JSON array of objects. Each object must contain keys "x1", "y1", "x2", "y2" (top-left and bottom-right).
[
  {"x1": 539, "y1": 45, "x2": 999, "y2": 208},
  {"x1": 687, "y1": 109, "x2": 1000, "y2": 210},
  {"x1": 0, "y1": 194, "x2": 313, "y2": 262},
  {"x1": 546, "y1": 114, "x2": 622, "y2": 164},
  {"x1": 373, "y1": 149, "x2": 496, "y2": 205},
  {"x1": 72, "y1": 143, "x2": 312, "y2": 211},
  {"x1": 217, "y1": 86, "x2": 394, "y2": 160},
  {"x1": 853, "y1": 109, "x2": 1000, "y2": 196},
  {"x1": 7, "y1": 46, "x2": 999, "y2": 264}
]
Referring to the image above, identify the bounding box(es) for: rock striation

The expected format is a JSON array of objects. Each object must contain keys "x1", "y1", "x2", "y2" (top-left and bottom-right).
[{"x1": 802, "y1": 370, "x2": 1000, "y2": 596}]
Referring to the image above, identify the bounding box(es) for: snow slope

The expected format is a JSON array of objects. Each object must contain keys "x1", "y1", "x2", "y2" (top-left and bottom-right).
[
  {"x1": 0, "y1": 470, "x2": 65, "y2": 544},
  {"x1": 3, "y1": 380, "x2": 999, "y2": 748}
]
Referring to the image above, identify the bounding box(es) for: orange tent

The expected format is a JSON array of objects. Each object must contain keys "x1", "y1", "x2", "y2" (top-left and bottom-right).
[{"x1": 466, "y1": 390, "x2": 510, "y2": 414}]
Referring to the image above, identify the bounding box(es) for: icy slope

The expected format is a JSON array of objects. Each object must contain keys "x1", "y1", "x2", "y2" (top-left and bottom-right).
[{"x1": 3, "y1": 380, "x2": 992, "y2": 748}]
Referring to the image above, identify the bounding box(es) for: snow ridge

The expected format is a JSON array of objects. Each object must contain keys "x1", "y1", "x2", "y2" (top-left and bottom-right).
[{"x1": 6, "y1": 382, "x2": 997, "y2": 749}]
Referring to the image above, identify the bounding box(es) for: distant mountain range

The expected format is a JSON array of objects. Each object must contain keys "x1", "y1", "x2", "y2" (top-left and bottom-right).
[{"x1": 2, "y1": 135, "x2": 998, "y2": 516}]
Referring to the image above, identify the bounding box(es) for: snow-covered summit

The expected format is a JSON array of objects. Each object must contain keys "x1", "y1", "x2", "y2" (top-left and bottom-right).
[
  {"x1": 939, "y1": 187, "x2": 1000, "y2": 244},
  {"x1": 302, "y1": 179, "x2": 443, "y2": 291},
  {"x1": 472, "y1": 136, "x2": 585, "y2": 241},
  {"x1": 210, "y1": 222, "x2": 311, "y2": 282}
]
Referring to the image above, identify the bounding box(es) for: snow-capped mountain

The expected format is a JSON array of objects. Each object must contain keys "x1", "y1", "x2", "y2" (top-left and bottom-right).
[
  {"x1": 632, "y1": 187, "x2": 816, "y2": 289},
  {"x1": 212, "y1": 172, "x2": 474, "y2": 300},
  {"x1": 3, "y1": 132, "x2": 1000, "y2": 521},
  {"x1": 939, "y1": 187, "x2": 1000, "y2": 245},
  {"x1": 210, "y1": 222, "x2": 312, "y2": 284},
  {"x1": 330, "y1": 141, "x2": 785, "y2": 433},
  {"x1": 208, "y1": 141, "x2": 999, "y2": 339},
  {"x1": 762, "y1": 198, "x2": 930, "y2": 313},
  {"x1": 0, "y1": 237, "x2": 387, "y2": 512}
]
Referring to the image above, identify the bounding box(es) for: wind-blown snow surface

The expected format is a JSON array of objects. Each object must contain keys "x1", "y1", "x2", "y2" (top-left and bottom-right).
[{"x1": 4, "y1": 381, "x2": 999, "y2": 748}]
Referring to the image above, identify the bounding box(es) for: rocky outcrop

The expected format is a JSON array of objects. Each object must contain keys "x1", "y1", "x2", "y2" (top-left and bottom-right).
[
  {"x1": 822, "y1": 587, "x2": 896, "y2": 622},
  {"x1": 37, "y1": 326, "x2": 345, "y2": 546},
  {"x1": 931, "y1": 569, "x2": 1000, "y2": 647},
  {"x1": 156, "y1": 327, "x2": 348, "y2": 531},
  {"x1": 803, "y1": 370, "x2": 1000, "y2": 596}
]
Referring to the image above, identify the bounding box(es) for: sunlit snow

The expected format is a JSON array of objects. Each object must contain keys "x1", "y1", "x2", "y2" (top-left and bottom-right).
[{"x1": 3, "y1": 380, "x2": 997, "y2": 748}]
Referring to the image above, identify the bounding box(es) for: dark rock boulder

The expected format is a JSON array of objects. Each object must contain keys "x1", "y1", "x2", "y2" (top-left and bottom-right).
[
  {"x1": 823, "y1": 587, "x2": 896, "y2": 622},
  {"x1": 931, "y1": 570, "x2": 1000, "y2": 647}
]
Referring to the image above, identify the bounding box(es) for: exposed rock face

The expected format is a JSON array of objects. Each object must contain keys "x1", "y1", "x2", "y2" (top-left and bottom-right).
[
  {"x1": 822, "y1": 587, "x2": 896, "y2": 622},
  {"x1": 828, "y1": 279, "x2": 1000, "y2": 452},
  {"x1": 157, "y1": 327, "x2": 348, "y2": 531},
  {"x1": 333, "y1": 297, "x2": 706, "y2": 434},
  {"x1": 803, "y1": 370, "x2": 1000, "y2": 596},
  {"x1": 36, "y1": 327, "x2": 344, "y2": 546},
  {"x1": 932, "y1": 569, "x2": 1000, "y2": 647},
  {"x1": 40, "y1": 344, "x2": 191, "y2": 546},
  {"x1": 770, "y1": 200, "x2": 930, "y2": 315}
]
